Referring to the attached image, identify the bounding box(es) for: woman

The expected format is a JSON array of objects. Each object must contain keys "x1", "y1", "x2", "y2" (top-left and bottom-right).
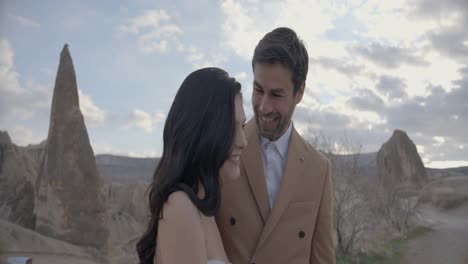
[{"x1": 136, "y1": 67, "x2": 247, "y2": 264}]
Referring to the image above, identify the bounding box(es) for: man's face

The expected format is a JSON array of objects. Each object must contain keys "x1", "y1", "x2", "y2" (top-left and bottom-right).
[{"x1": 252, "y1": 62, "x2": 304, "y2": 141}]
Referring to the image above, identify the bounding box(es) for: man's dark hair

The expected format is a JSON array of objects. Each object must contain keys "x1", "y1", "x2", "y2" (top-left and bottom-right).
[{"x1": 252, "y1": 27, "x2": 309, "y2": 94}]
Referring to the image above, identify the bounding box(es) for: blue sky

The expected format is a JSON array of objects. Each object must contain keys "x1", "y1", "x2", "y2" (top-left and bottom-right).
[{"x1": 1, "y1": 0, "x2": 467, "y2": 168}]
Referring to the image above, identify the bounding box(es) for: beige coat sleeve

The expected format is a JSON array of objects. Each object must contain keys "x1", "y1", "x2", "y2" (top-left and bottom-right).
[
  {"x1": 310, "y1": 160, "x2": 336, "y2": 264},
  {"x1": 156, "y1": 191, "x2": 207, "y2": 264}
]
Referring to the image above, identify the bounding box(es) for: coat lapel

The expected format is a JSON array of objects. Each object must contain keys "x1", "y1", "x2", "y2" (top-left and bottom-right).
[
  {"x1": 242, "y1": 119, "x2": 270, "y2": 223},
  {"x1": 256, "y1": 125, "x2": 307, "y2": 248}
]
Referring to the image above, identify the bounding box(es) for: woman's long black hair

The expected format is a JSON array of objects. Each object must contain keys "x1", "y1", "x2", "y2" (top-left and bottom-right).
[{"x1": 136, "y1": 67, "x2": 241, "y2": 264}]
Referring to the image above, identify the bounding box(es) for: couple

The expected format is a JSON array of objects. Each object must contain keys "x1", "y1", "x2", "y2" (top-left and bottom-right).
[{"x1": 137, "y1": 27, "x2": 335, "y2": 264}]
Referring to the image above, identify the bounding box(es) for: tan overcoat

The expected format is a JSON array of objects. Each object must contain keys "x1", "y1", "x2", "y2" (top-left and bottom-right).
[{"x1": 216, "y1": 119, "x2": 335, "y2": 264}]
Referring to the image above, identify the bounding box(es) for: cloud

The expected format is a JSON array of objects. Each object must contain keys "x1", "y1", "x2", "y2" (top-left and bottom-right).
[
  {"x1": 351, "y1": 0, "x2": 468, "y2": 64},
  {"x1": 351, "y1": 43, "x2": 429, "y2": 69},
  {"x1": 412, "y1": 0, "x2": 468, "y2": 63},
  {"x1": 413, "y1": 0, "x2": 468, "y2": 20},
  {"x1": 293, "y1": 103, "x2": 390, "y2": 154},
  {"x1": 78, "y1": 89, "x2": 107, "y2": 126},
  {"x1": 184, "y1": 46, "x2": 227, "y2": 69},
  {"x1": 220, "y1": 0, "x2": 265, "y2": 60},
  {"x1": 351, "y1": 1, "x2": 438, "y2": 43},
  {"x1": 216, "y1": 0, "x2": 468, "y2": 167},
  {"x1": 220, "y1": 0, "x2": 344, "y2": 60},
  {"x1": 4, "y1": 1, "x2": 467, "y2": 167},
  {"x1": 433, "y1": 136, "x2": 445, "y2": 146},
  {"x1": 7, "y1": 125, "x2": 44, "y2": 146},
  {"x1": 293, "y1": 64, "x2": 468, "y2": 166},
  {"x1": 154, "y1": 112, "x2": 165, "y2": 123},
  {"x1": 377, "y1": 75, "x2": 407, "y2": 100},
  {"x1": 1, "y1": 40, "x2": 106, "y2": 127},
  {"x1": 120, "y1": 9, "x2": 183, "y2": 54},
  {"x1": 120, "y1": 9, "x2": 170, "y2": 34},
  {"x1": 234, "y1": 72, "x2": 248, "y2": 80},
  {"x1": 127, "y1": 109, "x2": 166, "y2": 133},
  {"x1": 383, "y1": 69, "x2": 468, "y2": 164},
  {"x1": 0, "y1": 39, "x2": 19, "y2": 91},
  {"x1": 9, "y1": 14, "x2": 40, "y2": 28},
  {"x1": 130, "y1": 109, "x2": 152, "y2": 133},
  {"x1": 428, "y1": 27, "x2": 468, "y2": 62},
  {"x1": 311, "y1": 57, "x2": 364, "y2": 77},
  {"x1": 347, "y1": 89, "x2": 385, "y2": 112},
  {"x1": 121, "y1": 9, "x2": 226, "y2": 67},
  {"x1": 386, "y1": 80, "x2": 468, "y2": 142},
  {"x1": 294, "y1": 105, "x2": 352, "y2": 131},
  {"x1": 0, "y1": 39, "x2": 51, "y2": 121}
]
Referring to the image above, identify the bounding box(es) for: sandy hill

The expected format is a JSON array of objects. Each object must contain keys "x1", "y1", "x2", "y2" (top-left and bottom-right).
[{"x1": 0, "y1": 219, "x2": 106, "y2": 264}]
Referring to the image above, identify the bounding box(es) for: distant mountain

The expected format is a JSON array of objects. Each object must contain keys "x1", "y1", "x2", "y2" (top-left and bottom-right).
[
  {"x1": 426, "y1": 166, "x2": 468, "y2": 178},
  {"x1": 331, "y1": 152, "x2": 378, "y2": 180},
  {"x1": 319, "y1": 151, "x2": 467, "y2": 181},
  {"x1": 94, "y1": 151, "x2": 467, "y2": 185},
  {"x1": 95, "y1": 154, "x2": 159, "y2": 184}
]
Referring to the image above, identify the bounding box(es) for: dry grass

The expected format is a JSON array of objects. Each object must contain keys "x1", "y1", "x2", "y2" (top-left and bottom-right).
[
  {"x1": 420, "y1": 176, "x2": 468, "y2": 210},
  {"x1": 337, "y1": 226, "x2": 433, "y2": 264}
]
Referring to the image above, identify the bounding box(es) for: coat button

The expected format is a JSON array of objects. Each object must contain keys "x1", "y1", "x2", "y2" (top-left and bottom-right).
[
  {"x1": 229, "y1": 217, "x2": 236, "y2": 226},
  {"x1": 299, "y1": 230, "x2": 305, "y2": 238}
]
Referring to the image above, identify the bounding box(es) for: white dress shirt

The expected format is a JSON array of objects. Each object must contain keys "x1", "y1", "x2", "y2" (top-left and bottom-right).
[{"x1": 260, "y1": 122, "x2": 292, "y2": 208}]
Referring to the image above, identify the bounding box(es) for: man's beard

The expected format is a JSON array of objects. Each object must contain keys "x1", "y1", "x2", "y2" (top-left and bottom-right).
[{"x1": 254, "y1": 111, "x2": 290, "y2": 141}]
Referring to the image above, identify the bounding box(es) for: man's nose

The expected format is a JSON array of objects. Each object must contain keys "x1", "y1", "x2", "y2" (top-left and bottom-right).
[{"x1": 258, "y1": 96, "x2": 273, "y2": 114}]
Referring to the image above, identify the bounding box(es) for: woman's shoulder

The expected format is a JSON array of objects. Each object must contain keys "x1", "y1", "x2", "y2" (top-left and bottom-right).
[
  {"x1": 167, "y1": 190, "x2": 192, "y2": 204},
  {"x1": 162, "y1": 191, "x2": 200, "y2": 221}
]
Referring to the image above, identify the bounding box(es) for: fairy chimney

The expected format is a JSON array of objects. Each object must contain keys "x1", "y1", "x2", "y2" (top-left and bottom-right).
[
  {"x1": 35, "y1": 44, "x2": 109, "y2": 252},
  {"x1": 377, "y1": 129, "x2": 428, "y2": 189}
]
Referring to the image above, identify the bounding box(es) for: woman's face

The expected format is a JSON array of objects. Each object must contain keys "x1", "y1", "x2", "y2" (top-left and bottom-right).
[{"x1": 219, "y1": 95, "x2": 247, "y2": 180}]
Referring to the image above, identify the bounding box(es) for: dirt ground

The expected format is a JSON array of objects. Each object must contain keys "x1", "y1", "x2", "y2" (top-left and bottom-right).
[
  {"x1": 2, "y1": 252, "x2": 99, "y2": 264},
  {"x1": 401, "y1": 203, "x2": 468, "y2": 264}
]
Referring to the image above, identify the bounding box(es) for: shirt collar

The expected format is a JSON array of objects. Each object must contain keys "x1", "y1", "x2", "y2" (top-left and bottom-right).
[{"x1": 260, "y1": 121, "x2": 293, "y2": 160}]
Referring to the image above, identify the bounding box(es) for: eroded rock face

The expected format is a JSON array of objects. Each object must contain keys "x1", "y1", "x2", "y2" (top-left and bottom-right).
[
  {"x1": 377, "y1": 129, "x2": 428, "y2": 189},
  {"x1": 106, "y1": 182, "x2": 148, "y2": 264},
  {"x1": 0, "y1": 131, "x2": 37, "y2": 229},
  {"x1": 23, "y1": 141, "x2": 46, "y2": 168},
  {"x1": 35, "y1": 45, "x2": 109, "y2": 252}
]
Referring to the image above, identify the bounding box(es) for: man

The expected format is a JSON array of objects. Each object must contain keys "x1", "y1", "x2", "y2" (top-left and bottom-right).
[{"x1": 216, "y1": 27, "x2": 335, "y2": 264}]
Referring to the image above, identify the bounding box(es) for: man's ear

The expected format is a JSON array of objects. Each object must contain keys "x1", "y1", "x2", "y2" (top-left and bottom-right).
[{"x1": 294, "y1": 82, "x2": 305, "y2": 104}]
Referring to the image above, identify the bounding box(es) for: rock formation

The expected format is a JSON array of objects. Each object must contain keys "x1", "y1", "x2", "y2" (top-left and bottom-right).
[
  {"x1": 23, "y1": 140, "x2": 46, "y2": 167},
  {"x1": 106, "y1": 182, "x2": 148, "y2": 264},
  {"x1": 377, "y1": 129, "x2": 428, "y2": 189},
  {"x1": 0, "y1": 131, "x2": 37, "y2": 229},
  {"x1": 35, "y1": 44, "x2": 109, "y2": 252}
]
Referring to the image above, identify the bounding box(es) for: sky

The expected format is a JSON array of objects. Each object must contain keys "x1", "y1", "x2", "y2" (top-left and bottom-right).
[{"x1": 1, "y1": 0, "x2": 467, "y2": 168}]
